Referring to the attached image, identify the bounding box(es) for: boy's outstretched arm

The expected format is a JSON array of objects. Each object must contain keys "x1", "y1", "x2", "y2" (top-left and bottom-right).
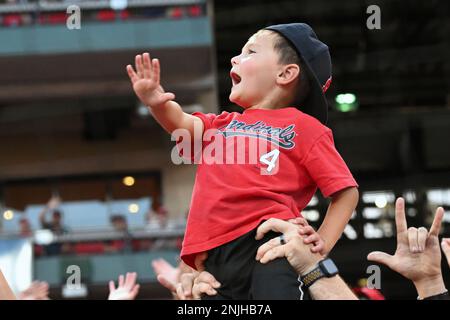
[
  {"x1": 318, "y1": 187, "x2": 359, "y2": 254},
  {"x1": 126, "y1": 53, "x2": 203, "y2": 137}
]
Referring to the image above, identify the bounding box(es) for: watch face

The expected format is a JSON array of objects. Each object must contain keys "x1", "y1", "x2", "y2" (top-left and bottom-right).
[{"x1": 320, "y1": 259, "x2": 339, "y2": 276}]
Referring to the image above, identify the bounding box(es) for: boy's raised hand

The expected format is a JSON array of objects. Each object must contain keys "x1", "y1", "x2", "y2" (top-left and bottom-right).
[{"x1": 126, "y1": 53, "x2": 175, "y2": 109}]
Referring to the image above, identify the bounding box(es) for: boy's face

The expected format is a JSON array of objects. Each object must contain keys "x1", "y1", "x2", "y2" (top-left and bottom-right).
[{"x1": 229, "y1": 30, "x2": 282, "y2": 108}]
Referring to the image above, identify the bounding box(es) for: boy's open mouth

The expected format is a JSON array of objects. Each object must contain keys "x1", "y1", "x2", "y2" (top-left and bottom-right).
[{"x1": 230, "y1": 71, "x2": 242, "y2": 86}]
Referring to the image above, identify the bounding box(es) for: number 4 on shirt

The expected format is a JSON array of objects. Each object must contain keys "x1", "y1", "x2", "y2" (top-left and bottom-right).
[{"x1": 260, "y1": 149, "x2": 280, "y2": 174}]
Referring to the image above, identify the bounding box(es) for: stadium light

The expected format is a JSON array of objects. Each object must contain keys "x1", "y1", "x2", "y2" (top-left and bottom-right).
[
  {"x1": 335, "y1": 93, "x2": 358, "y2": 112},
  {"x1": 123, "y1": 176, "x2": 135, "y2": 187},
  {"x1": 128, "y1": 203, "x2": 139, "y2": 213},
  {"x1": 3, "y1": 210, "x2": 14, "y2": 220}
]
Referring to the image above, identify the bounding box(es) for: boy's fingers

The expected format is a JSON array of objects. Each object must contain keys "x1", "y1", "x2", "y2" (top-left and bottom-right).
[
  {"x1": 142, "y1": 53, "x2": 152, "y2": 79},
  {"x1": 135, "y1": 55, "x2": 144, "y2": 77},
  {"x1": 298, "y1": 225, "x2": 314, "y2": 236},
  {"x1": 303, "y1": 233, "x2": 319, "y2": 244},
  {"x1": 310, "y1": 240, "x2": 321, "y2": 248},
  {"x1": 153, "y1": 59, "x2": 161, "y2": 85},
  {"x1": 303, "y1": 237, "x2": 313, "y2": 244},
  {"x1": 296, "y1": 218, "x2": 309, "y2": 226},
  {"x1": 126, "y1": 65, "x2": 139, "y2": 83},
  {"x1": 311, "y1": 241, "x2": 324, "y2": 253},
  {"x1": 288, "y1": 217, "x2": 308, "y2": 226}
]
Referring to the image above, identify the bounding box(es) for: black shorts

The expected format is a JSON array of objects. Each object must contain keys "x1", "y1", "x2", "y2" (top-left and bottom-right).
[{"x1": 202, "y1": 225, "x2": 307, "y2": 300}]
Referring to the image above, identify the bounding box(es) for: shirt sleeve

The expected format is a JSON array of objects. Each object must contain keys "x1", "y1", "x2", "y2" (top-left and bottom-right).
[
  {"x1": 302, "y1": 131, "x2": 358, "y2": 198},
  {"x1": 175, "y1": 112, "x2": 219, "y2": 162},
  {"x1": 191, "y1": 112, "x2": 218, "y2": 132}
]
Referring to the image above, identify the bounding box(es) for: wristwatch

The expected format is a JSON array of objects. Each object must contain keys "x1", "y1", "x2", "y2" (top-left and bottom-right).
[{"x1": 299, "y1": 258, "x2": 339, "y2": 289}]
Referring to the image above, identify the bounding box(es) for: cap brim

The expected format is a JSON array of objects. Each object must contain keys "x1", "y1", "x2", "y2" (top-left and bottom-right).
[{"x1": 299, "y1": 61, "x2": 328, "y2": 125}]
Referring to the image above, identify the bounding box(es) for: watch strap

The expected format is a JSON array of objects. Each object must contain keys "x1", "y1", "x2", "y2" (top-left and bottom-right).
[{"x1": 300, "y1": 267, "x2": 325, "y2": 289}]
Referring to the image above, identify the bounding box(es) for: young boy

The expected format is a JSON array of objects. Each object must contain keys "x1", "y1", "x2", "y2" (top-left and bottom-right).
[{"x1": 126, "y1": 23, "x2": 359, "y2": 299}]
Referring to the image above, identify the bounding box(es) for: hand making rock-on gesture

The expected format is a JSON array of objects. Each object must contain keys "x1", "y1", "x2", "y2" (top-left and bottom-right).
[{"x1": 368, "y1": 197, "x2": 447, "y2": 299}]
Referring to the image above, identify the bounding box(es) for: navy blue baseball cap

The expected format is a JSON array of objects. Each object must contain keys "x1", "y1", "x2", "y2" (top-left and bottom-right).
[{"x1": 265, "y1": 23, "x2": 332, "y2": 124}]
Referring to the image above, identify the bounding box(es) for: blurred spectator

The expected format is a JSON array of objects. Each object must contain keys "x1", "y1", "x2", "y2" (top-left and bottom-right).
[
  {"x1": 38, "y1": 12, "x2": 67, "y2": 25},
  {"x1": 108, "y1": 272, "x2": 140, "y2": 300},
  {"x1": 188, "y1": 5, "x2": 202, "y2": 17},
  {"x1": 106, "y1": 214, "x2": 132, "y2": 253},
  {"x1": 168, "y1": 7, "x2": 183, "y2": 19},
  {"x1": 146, "y1": 199, "x2": 168, "y2": 228},
  {"x1": 141, "y1": 201, "x2": 170, "y2": 249},
  {"x1": 96, "y1": 9, "x2": 116, "y2": 22},
  {"x1": 39, "y1": 196, "x2": 67, "y2": 235},
  {"x1": 0, "y1": 3, "x2": 205, "y2": 29},
  {"x1": 39, "y1": 196, "x2": 69, "y2": 255},
  {"x1": 141, "y1": 7, "x2": 166, "y2": 19},
  {"x1": 18, "y1": 217, "x2": 32, "y2": 237},
  {"x1": 110, "y1": 214, "x2": 128, "y2": 233},
  {"x1": 2, "y1": 13, "x2": 22, "y2": 27}
]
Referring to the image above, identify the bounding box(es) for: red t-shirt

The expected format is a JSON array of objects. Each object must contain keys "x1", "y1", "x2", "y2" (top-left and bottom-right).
[{"x1": 179, "y1": 107, "x2": 358, "y2": 269}]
